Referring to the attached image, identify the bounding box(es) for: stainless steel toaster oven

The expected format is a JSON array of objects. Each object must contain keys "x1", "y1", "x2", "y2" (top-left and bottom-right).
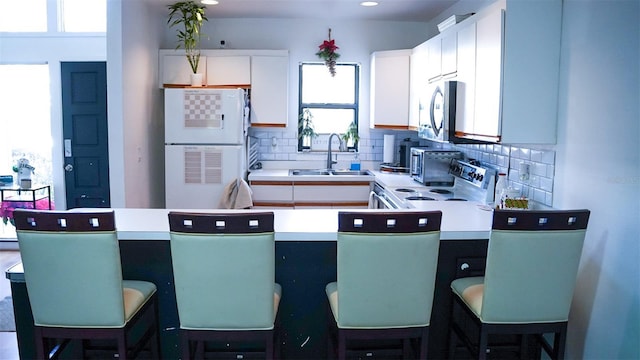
[{"x1": 410, "y1": 148, "x2": 461, "y2": 186}]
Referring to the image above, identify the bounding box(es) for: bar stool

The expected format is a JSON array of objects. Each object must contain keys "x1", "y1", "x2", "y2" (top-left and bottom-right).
[
  {"x1": 448, "y1": 209, "x2": 590, "y2": 359},
  {"x1": 168, "y1": 211, "x2": 281, "y2": 359},
  {"x1": 13, "y1": 209, "x2": 160, "y2": 359},
  {"x1": 326, "y1": 211, "x2": 442, "y2": 360}
]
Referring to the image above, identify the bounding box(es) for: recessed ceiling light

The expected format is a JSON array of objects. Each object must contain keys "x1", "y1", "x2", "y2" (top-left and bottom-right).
[
  {"x1": 201, "y1": 0, "x2": 219, "y2": 5},
  {"x1": 360, "y1": 1, "x2": 379, "y2": 7}
]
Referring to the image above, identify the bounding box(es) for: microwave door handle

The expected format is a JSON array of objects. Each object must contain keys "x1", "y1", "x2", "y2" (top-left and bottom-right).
[{"x1": 411, "y1": 154, "x2": 420, "y2": 176}]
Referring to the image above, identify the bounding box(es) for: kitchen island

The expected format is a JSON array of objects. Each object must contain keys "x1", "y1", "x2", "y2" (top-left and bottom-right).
[{"x1": 7, "y1": 207, "x2": 493, "y2": 359}]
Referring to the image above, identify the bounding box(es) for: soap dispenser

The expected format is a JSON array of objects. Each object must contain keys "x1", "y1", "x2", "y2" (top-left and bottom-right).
[{"x1": 350, "y1": 153, "x2": 361, "y2": 171}]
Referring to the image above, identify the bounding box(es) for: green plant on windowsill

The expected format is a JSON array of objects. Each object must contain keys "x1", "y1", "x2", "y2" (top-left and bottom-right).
[
  {"x1": 298, "y1": 109, "x2": 318, "y2": 148},
  {"x1": 341, "y1": 121, "x2": 359, "y2": 149},
  {"x1": 167, "y1": 0, "x2": 208, "y2": 75}
]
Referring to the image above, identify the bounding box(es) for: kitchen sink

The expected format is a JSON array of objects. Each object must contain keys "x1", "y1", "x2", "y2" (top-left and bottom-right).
[
  {"x1": 289, "y1": 169, "x2": 331, "y2": 176},
  {"x1": 288, "y1": 169, "x2": 372, "y2": 176},
  {"x1": 330, "y1": 170, "x2": 373, "y2": 176}
]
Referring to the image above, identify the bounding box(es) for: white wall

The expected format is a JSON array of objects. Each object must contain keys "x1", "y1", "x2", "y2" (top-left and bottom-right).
[
  {"x1": 108, "y1": 0, "x2": 166, "y2": 208},
  {"x1": 554, "y1": 0, "x2": 639, "y2": 358}
]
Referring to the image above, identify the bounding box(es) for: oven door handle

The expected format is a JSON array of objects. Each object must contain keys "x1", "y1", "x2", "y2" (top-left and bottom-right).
[
  {"x1": 370, "y1": 191, "x2": 395, "y2": 209},
  {"x1": 378, "y1": 195, "x2": 394, "y2": 209}
]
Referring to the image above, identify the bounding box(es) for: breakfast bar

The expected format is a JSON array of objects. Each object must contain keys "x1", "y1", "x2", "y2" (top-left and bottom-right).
[{"x1": 7, "y1": 207, "x2": 493, "y2": 359}]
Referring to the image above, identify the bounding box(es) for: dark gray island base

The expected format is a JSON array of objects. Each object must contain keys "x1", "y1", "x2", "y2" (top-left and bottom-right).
[{"x1": 8, "y1": 238, "x2": 491, "y2": 359}]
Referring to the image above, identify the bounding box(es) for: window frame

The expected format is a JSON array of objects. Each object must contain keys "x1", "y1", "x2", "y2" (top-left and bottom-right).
[{"x1": 297, "y1": 62, "x2": 360, "y2": 152}]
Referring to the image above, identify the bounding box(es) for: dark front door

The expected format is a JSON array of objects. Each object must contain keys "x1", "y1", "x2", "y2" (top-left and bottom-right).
[{"x1": 61, "y1": 62, "x2": 110, "y2": 208}]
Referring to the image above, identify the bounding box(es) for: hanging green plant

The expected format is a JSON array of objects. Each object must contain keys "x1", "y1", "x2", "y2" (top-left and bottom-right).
[
  {"x1": 167, "y1": 1, "x2": 208, "y2": 74},
  {"x1": 316, "y1": 28, "x2": 340, "y2": 76}
]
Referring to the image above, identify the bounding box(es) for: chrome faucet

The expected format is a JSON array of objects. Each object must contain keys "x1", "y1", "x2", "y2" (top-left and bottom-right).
[{"x1": 326, "y1": 133, "x2": 346, "y2": 169}]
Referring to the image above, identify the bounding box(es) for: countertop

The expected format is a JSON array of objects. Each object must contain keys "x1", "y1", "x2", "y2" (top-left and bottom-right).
[{"x1": 65, "y1": 206, "x2": 493, "y2": 242}]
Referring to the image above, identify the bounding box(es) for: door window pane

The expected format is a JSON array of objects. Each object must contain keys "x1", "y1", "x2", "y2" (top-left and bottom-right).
[
  {"x1": 0, "y1": 65, "x2": 53, "y2": 236},
  {"x1": 60, "y1": 0, "x2": 106, "y2": 32},
  {"x1": 0, "y1": 0, "x2": 47, "y2": 32},
  {"x1": 0, "y1": 65, "x2": 52, "y2": 177}
]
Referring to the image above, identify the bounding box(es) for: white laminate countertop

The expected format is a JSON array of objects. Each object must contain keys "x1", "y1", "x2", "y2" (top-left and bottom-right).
[{"x1": 100, "y1": 207, "x2": 493, "y2": 241}]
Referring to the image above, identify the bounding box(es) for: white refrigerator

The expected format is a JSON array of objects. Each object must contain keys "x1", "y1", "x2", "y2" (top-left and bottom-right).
[{"x1": 164, "y1": 88, "x2": 248, "y2": 209}]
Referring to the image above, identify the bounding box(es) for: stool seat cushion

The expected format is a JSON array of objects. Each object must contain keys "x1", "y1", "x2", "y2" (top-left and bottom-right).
[
  {"x1": 451, "y1": 277, "x2": 485, "y2": 319},
  {"x1": 326, "y1": 282, "x2": 338, "y2": 322},
  {"x1": 273, "y1": 283, "x2": 282, "y2": 319},
  {"x1": 123, "y1": 280, "x2": 157, "y2": 324}
]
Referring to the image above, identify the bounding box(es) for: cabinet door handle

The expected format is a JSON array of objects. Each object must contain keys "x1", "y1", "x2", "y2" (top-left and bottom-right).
[{"x1": 64, "y1": 164, "x2": 73, "y2": 172}]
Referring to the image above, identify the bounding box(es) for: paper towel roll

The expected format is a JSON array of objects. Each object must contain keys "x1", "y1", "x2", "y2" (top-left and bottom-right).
[{"x1": 383, "y1": 135, "x2": 395, "y2": 164}]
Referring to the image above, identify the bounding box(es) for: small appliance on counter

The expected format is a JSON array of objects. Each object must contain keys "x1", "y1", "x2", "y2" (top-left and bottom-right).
[
  {"x1": 410, "y1": 148, "x2": 461, "y2": 186},
  {"x1": 379, "y1": 138, "x2": 419, "y2": 173}
]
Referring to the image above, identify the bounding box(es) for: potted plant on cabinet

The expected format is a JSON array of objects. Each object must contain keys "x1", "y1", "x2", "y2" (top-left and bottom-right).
[
  {"x1": 167, "y1": 1, "x2": 208, "y2": 86},
  {"x1": 298, "y1": 109, "x2": 318, "y2": 150},
  {"x1": 341, "y1": 121, "x2": 359, "y2": 149}
]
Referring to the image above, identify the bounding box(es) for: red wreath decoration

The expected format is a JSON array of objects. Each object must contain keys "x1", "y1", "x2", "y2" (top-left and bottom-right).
[{"x1": 316, "y1": 28, "x2": 340, "y2": 76}]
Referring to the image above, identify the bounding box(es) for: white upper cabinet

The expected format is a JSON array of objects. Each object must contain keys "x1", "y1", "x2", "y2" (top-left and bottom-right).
[
  {"x1": 370, "y1": 49, "x2": 413, "y2": 130},
  {"x1": 473, "y1": 7, "x2": 504, "y2": 140},
  {"x1": 454, "y1": 21, "x2": 477, "y2": 138},
  {"x1": 161, "y1": 54, "x2": 207, "y2": 87},
  {"x1": 205, "y1": 55, "x2": 250, "y2": 86},
  {"x1": 160, "y1": 49, "x2": 289, "y2": 128},
  {"x1": 425, "y1": 32, "x2": 458, "y2": 82},
  {"x1": 409, "y1": 41, "x2": 429, "y2": 131},
  {"x1": 250, "y1": 55, "x2": 289, "y2": 127},
  {"x1": 454, "y1": 0, "x2": 562, "y2": 144},
  {"x1": 426, "y1": 36, "x2": 442, "y2": 81},
  {"x1": 441, "y1": 32, "x2": 457, "y2": 76}
]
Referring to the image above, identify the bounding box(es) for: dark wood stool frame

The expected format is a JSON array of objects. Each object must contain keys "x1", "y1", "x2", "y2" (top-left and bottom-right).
[
  {"x1": 168, "y1": 211, "x2": 280, "y2": 360},
  {"x1": 448, "y1": 209, "x2": 590, "y2": 360},
  {"x1": 13, "y1": 210, "x2": 161, "y2": 360},
  {"x1": 328, "y1": 211, "x2": 443, "y2": 360}
]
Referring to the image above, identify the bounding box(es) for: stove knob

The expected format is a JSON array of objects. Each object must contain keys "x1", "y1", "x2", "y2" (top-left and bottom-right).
[{"x1": 478, "y1": 174, "x2": 484, "y2": 181}]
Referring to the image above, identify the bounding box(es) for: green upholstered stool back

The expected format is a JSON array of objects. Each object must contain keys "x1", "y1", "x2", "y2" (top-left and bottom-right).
[
  {"x1": 168, "y1": 212, "x2": 276, "y2": 330},
  {"x1": 13, "y1": 210, "x2": 127, "y2": 328},
  {"x1": 481, "y1": 209, "x2": 590, "y2": 323},
  {"x1": 336, "y1": 211, "x2": 442, "y2": 329}
]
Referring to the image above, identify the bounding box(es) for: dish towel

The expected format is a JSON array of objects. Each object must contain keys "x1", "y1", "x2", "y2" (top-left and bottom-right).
[{"x1": 218, "y1": 178, "x2": 253, "y2": 209}]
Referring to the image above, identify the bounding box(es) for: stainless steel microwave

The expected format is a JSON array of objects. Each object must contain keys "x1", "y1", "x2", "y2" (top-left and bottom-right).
[{"x1": 418, "y1": 80, "x2": 457, "y2": 142}]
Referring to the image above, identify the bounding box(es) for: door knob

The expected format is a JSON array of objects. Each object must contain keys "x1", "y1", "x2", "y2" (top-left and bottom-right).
[{"x1": 64, "y1": 164, "x2": 73, "y2": 172}]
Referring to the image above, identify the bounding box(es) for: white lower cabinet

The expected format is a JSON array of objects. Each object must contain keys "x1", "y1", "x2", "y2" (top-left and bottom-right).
[
  {"x1": 293, "y1": 183, "x2": 372, "y2": 208},
  {"x1": 250, "y1": 181, "x2": 372, "y2": 209},
  {"x1": 250, "y1": 181, "x2": 294, "y2": 208}
]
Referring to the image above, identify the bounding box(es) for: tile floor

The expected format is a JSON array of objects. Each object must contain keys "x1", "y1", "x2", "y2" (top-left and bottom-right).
[{"x1": 0, "y1": 251, "x2": 21, "y2": 360}]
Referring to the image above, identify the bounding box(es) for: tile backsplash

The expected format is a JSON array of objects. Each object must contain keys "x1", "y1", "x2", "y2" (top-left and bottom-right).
[{"x1": 250, "y1": 128, "x2": 556, "y2": 207}]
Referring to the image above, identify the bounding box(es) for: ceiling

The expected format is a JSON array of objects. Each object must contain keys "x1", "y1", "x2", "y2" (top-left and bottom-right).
[{"x1": 157, "y1": 0, "x2": 459, "y2": 22}]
